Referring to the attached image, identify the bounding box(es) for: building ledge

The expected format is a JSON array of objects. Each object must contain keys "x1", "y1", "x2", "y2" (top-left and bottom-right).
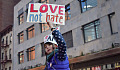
[
  {"x1": 1, "y1": 44, "x2": 9, "y2": 48},
  {"x1": 69, "y1": 47, "x2": 120, "y2": 64},
  {"x1": 28, "y1": 65, "x2": 45, "y2": 70}
]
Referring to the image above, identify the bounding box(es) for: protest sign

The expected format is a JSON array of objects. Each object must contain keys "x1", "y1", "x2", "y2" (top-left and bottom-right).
[{"x1": 27, "y1": 3, "x2": 65, "y2": 25}]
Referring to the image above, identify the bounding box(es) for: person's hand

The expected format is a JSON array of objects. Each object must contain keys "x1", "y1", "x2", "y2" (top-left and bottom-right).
[
  {"x1": 47, "y1": 20, "x2": 56, "y2": 31},
  {"x1": 47, "y1": 20, "x2": 54, "y2": 28}
]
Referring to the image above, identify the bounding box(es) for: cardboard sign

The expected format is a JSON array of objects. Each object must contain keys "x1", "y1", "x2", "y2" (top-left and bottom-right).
[
  {"x1": 44, "y1": 27, "x2": 60, "y2": 44},
  {"x1": 27, "y1": 3, "x2": 65, "y2": 25}
]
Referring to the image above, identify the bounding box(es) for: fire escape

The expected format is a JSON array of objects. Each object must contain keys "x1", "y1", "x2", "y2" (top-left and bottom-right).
[{"x1": 1, "y1": 42, "x2": 12, "y2": 69}]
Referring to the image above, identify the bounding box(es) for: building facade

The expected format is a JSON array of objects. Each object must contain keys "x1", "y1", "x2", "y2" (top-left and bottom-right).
[
  {"x1": 0, "y1": 0, "x2": 21, "y2": 69},
  {"x1": 0, "y1": 25, "x2": 13, "y2": 70},
  {"x1": 13, "y1": 0, "x2": 120, "y2": 70}
]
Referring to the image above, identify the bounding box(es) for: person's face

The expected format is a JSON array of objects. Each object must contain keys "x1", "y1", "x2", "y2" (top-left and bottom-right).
[{"x1": 44, "y1": 44, "x2": 53, "y2": 55}]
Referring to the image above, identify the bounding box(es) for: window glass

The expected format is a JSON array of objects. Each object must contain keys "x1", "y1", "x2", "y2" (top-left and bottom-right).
[
  {"x1": 27, "y1": 26, "x2": 35, "y2": 39},
  {"x1": 80, "y1": 0, "x2": 97, "y2": 13},
  {"x1": 65, "y1": 4, "x2": 71, "y2": 20},
  {"x1": 62, "y1": 30, "x2": 73, "y2": 48},
  {"x1": 18, "y1": 51, "x2": 24, "y2": 64},
  {"x1": 83, "y1": 20, "x2": 101, "y2": 42},
  {"x1": 41, "y1": 23, "x2": 50, "y2": 33},
  {"x1": 41, "y1": 42, "x2": 45, "y2": 56},
  {"x1": 18, "y1": 13, "x2": 24, "y2": 25},
  {"x1": 19, "y1": 32, "x2": 24, "y2": 44},
  {"x1": 27, "y1": 46, "x2": 35, "y2": 61}
]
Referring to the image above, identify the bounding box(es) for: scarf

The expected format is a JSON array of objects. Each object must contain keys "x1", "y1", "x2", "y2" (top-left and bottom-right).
[{"x1": 47, "y1": 49, "x2": 58, "y2": 62}]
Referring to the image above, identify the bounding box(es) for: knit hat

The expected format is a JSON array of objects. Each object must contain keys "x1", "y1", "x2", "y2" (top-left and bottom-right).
[
  {"x1": 44, "y1": 26, "x2": 60, "y2": 45},
  {"x1": 44, "y1": 33, "x2": 57, "y2": 45}
]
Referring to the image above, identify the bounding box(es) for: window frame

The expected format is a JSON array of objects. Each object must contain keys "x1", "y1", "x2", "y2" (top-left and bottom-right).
[
  {"x1": 10, "y1": 34, "x2": 12, "y2": 44},
  {"x1": 18, "y1": 12, "x2": 24, "y2": 25},
  {"x1": 6, "y1": 36, "x2": 8, "y2": 45},
  {"x1": 41, "y1": 42, "x2": 45, "y2": 57},
  {"x1": 18, "y1": 51, "x2": 24, "y2": 64},
  {"x1": 82, "y1": 19, "x2": 102, "y2": 43},
  {"x1": 27, "y1": 25, "x2": 35, "y2": 39},
  {"x1": 40, "y1": 23, "x2": 50, "y2": 33},
  {"x1": 65, "y1": 4, "x2": 71, "y2": 21},
  {"x1": 1, "y1": 38, "x2": 4, "y2": 46},
  {"x1": 80, "y1": 0, "x2": 97, "y2": 13},
  {"x1": 108, "y1": 12, "x2": 118, "y2": 35},
  {"x1": 2, "y1": 53, "x2": 4, "y2": 60},
  {"x1": 9, "y1": 49, "x2": 11, "y2": 59},
  {"x1": 62, "y1": 30, "x2": 73, "y2": 48},
  {"x1": 9, "y1": 66, "x2": 11, "y2": 70},
  {"x1": 18, "y1": 31, "x2": 24, "y2": 44},
  {"x1": 27, "y1": 46, "x2": 35, "y2": 61}
]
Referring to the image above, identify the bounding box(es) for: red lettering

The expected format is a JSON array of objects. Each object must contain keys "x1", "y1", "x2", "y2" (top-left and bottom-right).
[
  {"x1": 55, "y1": 14, "x2": 58, "y2": 22},
  {"x1": 49, "y1": 5, "x2": 58, "y2": 13},
  {"x1": 51, "y1": 15, "x2": 55, "y2": 21},
  {"x1": 45, "y1": 36, "x2": 48, "y2": 39},
  {"x1": 59, "y1": 6, "x2": 65, "y2": 15},
  {"x1": 59, "y1": 16, "x2": 63, "y2": 24},
  {"x1": 46, "y1": 13, "x2": 50, "y2": 22},
  {"x1": 30, "y1": 4, "x2": 38, "y2": 12},
  {"x1": 40, "y1": 4, "x2": 48, "y2": 13}
]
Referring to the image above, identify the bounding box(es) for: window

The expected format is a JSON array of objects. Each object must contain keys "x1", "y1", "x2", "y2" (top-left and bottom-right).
[
  {"x1": 18, "y1": 51, "x2": 24, "y2": 64},
  {"x1": 26, "y1": 3, "x2": 29, "y2": 18},
  {"x1": 39, "y1": 0, "x2": 49, "y2": 3},
  {"x1": 108, "y1": 12, "x2": 118, "y2": 34},
  {"x1": 41, "y1": 42, "x2": 45, "y2": 56},
  {"x1": 26, "y1": 1, "x2": 33, "y2": 19},
  {"x1": 5, "y1": 51, "x2": 7, "y2": 59},
  {"x1": 80, "y1": 0, "x2": 97, "y2": 13},
  {"x1": 10, "y1": 34, "x2": 12, "y2": 44},
  {"x1": 18, "y1": 8, "x2": 24, "y2": 25},
  {"x1": 18, "y1": 13, "x2": 24, "y2": 25},
  {"x1": 62, "y1": 30, "x2": 73, "y2": 48},
  {"x1": 82, "y1": 20, "x2": 101, "y2": 43},
  {"x1": 9, "y1": 67, "x2": 11, "y2": 70},
  {"x1": 27, "y1": 25, "x2": 35, "y2": 39},
  {"x1": 2, "y1": 53, "x2": 4, "y2": 60},
  {"x1": 27, "y1": 46, "x2": 35, "y2": 61},
  {"x1": 41, "y1": 23, "x2": 50, "y2": 33},
  {"x1": 18, "y1": 31, "x2": 24, "y2": 44},
  {"x1": 65, "y1": 4, "x2": 71, "y2": 20},
  {"x1": 111, "y1": 63, "x2": 115, "y2": 68},
  {"x1": 1, "y1": 39, "x2": 4, "y2": 46},
  {"x1": 6, "y1": 36, "x2": 8, "y2": 45},
  {"x1": 26, "y1": 9, "x2": 28, "y2": 19},
  {"x1": 9, "y1": 49, "x2": 11, "y2": 59}
]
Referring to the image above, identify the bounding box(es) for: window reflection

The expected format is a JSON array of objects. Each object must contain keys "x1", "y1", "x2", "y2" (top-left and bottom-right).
[
  {"x1": 80, "y1": 0, "x2": 97, "y2": 12},
  {"x1": 83, "y1": 20, "x2": 101, "y2": 42},
  {"x1": 65, "y1": 4, "x2": 71, "y2": 20}
]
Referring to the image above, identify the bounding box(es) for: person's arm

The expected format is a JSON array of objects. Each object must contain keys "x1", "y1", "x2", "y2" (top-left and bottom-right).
[
  {"x1": 52, "y1": 30, "x2": 67, "y2": 61},
  {"x1": 47, "y1": 21, "x2": 67, "y2": 61}
]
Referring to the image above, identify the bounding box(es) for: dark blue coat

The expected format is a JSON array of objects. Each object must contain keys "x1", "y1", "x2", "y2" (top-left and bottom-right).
[{"x1": 44, "y1": 30, "x2": 70, "y2": 70}]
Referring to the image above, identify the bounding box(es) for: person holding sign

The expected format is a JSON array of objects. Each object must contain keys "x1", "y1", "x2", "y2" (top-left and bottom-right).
[{"x1": 44, "y1": 21, "x2": 70, "y2": 70}]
